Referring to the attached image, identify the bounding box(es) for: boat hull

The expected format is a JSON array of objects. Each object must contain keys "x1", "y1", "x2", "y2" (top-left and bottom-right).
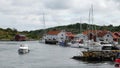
[
  {"x1": 45, "y1": 40, "x2": 58, "y2": 44},
  {"x1": 18, "y1": 49, "x2": 29, "y2": 54}
]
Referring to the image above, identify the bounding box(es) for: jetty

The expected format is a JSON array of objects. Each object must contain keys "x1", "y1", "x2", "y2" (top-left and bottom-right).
[
  {"x1": 72, "y1": 50, "x2": 120, "y2": 61},
  {"x1": 72, "y1": 43, "x2": 120, "y2": 61}
]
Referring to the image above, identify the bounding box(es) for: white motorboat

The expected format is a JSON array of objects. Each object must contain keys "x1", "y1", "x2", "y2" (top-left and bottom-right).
[
  {"x1": 88, "y1": 42, "x2": 119, "y2": 51},
  {"x1": 69, "y1": 42, "x2": 80, "y2": 48},
  {"x1": 18, "y1": 44, "x2": 30, "y2": 54}
]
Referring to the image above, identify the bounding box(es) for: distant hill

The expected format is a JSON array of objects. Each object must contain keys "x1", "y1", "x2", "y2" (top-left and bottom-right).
[
  {"x1": 0, "y1": 23, "x2": 120, "y2": 40},
  {"x1": 27, "y1": 23, "x2": 120, "y2": 40}
]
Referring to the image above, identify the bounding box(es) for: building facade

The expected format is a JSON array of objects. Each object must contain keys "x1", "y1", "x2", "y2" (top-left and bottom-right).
[{"x1": 44, "y1": 30, "x2": 74, "y2": 44}]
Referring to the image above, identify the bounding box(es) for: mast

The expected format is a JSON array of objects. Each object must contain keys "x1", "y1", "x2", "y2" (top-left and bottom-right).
[
  {"x1": 91, "y1": 5, "x2": 94, "y2": 41},
  {"x1": 43, "y1": 12, "x2": 46, "y2": 31},
  {"x1": 88, "y1": 7, "x2": 91, "y2": 40},
  {"x1": 88, "y1": 4, "x2": 95, "y2": 41},
  {"x1": 80, "y1": 18, "x2": 82, "y2": 33},
  {"x1": 91, "y1": 5, "x2": 97, "y2": 42},
  {"x1": 42, "y1": 12, "x2": 46, "y2": 35},
  {"x1": 91, "y1": 5, "x2": 94, "y2": 32},
  {"x1": 92, "y1": 6, "x2": 97, "y2": 42},
  {"x1": 88, "y1": 8, "x2": 91, "y2": 31},
  {"x1": 91, "y1": 4, "x2": 98, "y2": 42}
]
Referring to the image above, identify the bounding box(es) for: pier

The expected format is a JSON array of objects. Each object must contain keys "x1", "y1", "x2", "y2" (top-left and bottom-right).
[{"x1": 72, "y1": 50, "x2": 120, "y2": 61}]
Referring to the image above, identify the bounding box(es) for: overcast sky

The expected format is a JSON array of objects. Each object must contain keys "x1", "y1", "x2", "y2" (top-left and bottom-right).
[{"x1": 0, "y1": 0, "x2": 120, "y2": 31}]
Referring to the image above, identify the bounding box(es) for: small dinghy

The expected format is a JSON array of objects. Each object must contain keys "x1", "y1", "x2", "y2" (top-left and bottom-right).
[{"x1": 18, "y1": 44, "x2": 30, "y2": 54}]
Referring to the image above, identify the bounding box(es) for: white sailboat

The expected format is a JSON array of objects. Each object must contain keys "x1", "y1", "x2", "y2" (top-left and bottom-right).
[
  {"x1": 69, "y1": 18, "x2": 87, "y2": 48},
  {"x1": 86, "y1": 5, "x2": 114, "y2": 51}
]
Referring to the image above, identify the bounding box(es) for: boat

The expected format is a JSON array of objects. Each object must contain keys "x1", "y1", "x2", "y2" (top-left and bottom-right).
[
  {"x1": 72, "y1": 44, "x2": 120, "y2": 61},
  {"x1": 115, "y1": 53, "x2": 120, "y2": 67},
  {"x1": 68, "y1": 42, "x2": 80, "y2": 48},
  {"x1": 72, "y1": 5, "x2": 120, "y2": 61},
  {"x1": 58, "y1": 40, "x2": 69, "y2": 47},
  {"x1": 68, "y1": 40, "x2": 83, "y2": 48},
  {"x1": 68, "y1": 18, "x2": 87, "y2": 48},
  {"x1": 68, "y1": 39, "x2": 91, "y2": 49},
  {"x1": 18, "y1": 44, "x2": 30, "y2": 54}
]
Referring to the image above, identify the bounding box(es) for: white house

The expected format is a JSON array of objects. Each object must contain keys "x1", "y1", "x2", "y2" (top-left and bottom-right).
[
  {"x1": 83, "y1": 30, "x2": 114, "y2": 44},
  {"x1": 44, "y1": 30, "x2": 74, "y2": 44},
  {"x1": 97, "y1": 31, "x2": 113, "y2": 43}
]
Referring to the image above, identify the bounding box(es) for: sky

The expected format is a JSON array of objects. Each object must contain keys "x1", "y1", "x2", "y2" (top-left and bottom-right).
[{"x1": 0, "y1": 0, "x2": 120, "y2": 31}]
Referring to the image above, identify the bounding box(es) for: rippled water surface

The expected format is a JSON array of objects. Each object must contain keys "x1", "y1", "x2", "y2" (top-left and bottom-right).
[{"x1": 0, "y1": 41, "x2": 115, "y2": 68}]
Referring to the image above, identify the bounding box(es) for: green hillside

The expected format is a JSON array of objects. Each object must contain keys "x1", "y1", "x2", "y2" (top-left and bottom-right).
[{"x1": 0, "y1": 23, "x2": 120, "y2": 40}]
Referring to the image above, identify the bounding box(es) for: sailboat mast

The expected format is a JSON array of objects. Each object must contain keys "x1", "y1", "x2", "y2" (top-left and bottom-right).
[
  {"x1": 91, "y1": 5, "x2": 97, "y2": 41},
  {"x1": 88, "y1": 7, "x2": 91, "y2": 40},
  {"x1": 88, "y1": 5, "x2": 95, "y2": 40},
  {"x1": 80, "y1": 18, "x2": 82, "y2": 33},
  {"x1": 91, "y1": 5, "x2": 94, "y2": 31},
  {"x1": 43, "y1": 12, "x2": 46, "y2": 30},
  {"x1": 88, "y1": 8, "x2": 91, "y2": 30}
]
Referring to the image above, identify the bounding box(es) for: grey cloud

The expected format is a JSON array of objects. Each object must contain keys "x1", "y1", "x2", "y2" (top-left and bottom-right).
[
  {"x1": 11, "y1": 0, "x2": 34, "y2": 6},
  {"x1": 43, "y1": 0, "x2": 70, "y2": 9},
  {"x1": 0, "y1": 0, "x2": 120, "y2": 31}
]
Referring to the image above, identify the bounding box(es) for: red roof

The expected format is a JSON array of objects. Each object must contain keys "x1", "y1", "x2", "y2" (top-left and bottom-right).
[
  {"x1": 66, "y1": 32, "x2": 74, "y2": 37},
  {"x1": 47, "y1": 30, "x2": 60, "y2": 35},
  {"x1": 82, "y1": 30, "x2": 111, "y2": 37},
  {"x1": 112, "y1": 32, "x2": 120, "y2": 39}
]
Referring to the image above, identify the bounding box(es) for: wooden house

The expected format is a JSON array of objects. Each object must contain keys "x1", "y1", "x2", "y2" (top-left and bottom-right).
[{"x1": 14, "y1": 34, "x2": 26, "y2": 41}]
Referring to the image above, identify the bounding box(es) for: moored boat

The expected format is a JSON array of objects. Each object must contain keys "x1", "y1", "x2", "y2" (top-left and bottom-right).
[
  {"x1": 18, "y1": 44, "x2": 30, "y2": 54},
  {"x1": 72, "y1": 44, "x2": 120, "y2": 61}
]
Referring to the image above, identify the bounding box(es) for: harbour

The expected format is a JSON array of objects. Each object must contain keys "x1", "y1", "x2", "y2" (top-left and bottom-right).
[
  {"x1": 0, "y1": 41, "x2": 115, "y2": 68},
  {"x1": 0, "y1": 0, "x2": 120, "y2": 67}
]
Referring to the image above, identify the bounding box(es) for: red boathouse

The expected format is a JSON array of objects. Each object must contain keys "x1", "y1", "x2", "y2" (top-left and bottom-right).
[{"x1": 14, "y1": 34, "x2": 26, "y2": 41}]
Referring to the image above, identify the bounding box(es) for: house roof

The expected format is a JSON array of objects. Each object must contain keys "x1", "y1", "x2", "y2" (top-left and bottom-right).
[
  {"x1": 47, "y1": 30, "x2": 61, "y2": 35},
  {"x1": 66, "y1": 32, "x2": 74, "y2": 37},
  {"x1": 16, "y1": 34, "x2": 26, "y2": 37},
  {"x1": 82, "y1": 30, "x2": 111, "y2": 37},
  {"x1": 97, "y1": 31, "x2": 110, "y2": 37},
  {"x1": 112, "y1": 32, "x2": 120, "y2": 39}
]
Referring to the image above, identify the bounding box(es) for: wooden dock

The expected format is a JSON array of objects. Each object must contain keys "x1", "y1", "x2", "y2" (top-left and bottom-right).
[{"x1": 72, "y1": 50, "x2": 120, "y2": 61}]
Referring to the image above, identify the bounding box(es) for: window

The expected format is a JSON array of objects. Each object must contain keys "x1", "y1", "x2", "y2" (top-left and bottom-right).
[
  {"x1": 102, "y1": 46, "x2": 119, "y2": 50},
  {"x1": 106, "y1": 39, "x2": 108, "y2": 41},
  {"x1": 112, "y1": 46, "x2": 119, "y2": 50},
  {"x1": 53, "y1": 38, "x2": 56, "y2": 40},
  {"x1": 107, "y1": 35, "x2": 109, "y2": 37},
  {"x1": 99, "y1": 39, "x2": 104, "y2": 41},
  {"x1": 83, "y1": 36, "x2": 85, "y2": 38},
  {"x1": 61, "y1": 34, "x2": 63, "y2": 36},
  {"x1": 102, "y1": 46, "x2": 111, "y2": 50}
]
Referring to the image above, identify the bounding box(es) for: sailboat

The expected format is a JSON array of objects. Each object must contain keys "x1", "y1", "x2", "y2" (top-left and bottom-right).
[
  {"x1": 85, "y1": 5, "x2": 113, "y2": 51},
  {"x1": 69, "y1": 5, "x2": 100, "y2": 49},
  {"x1": 68, "y1": 18, "x2": 87, "y2": 48},
  {"x1": 85, "y1": 5, "x2": 101, "y2": 50}
]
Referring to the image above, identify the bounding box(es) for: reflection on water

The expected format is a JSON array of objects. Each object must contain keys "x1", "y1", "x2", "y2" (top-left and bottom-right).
[{"x1": 0, "y1": 41, "x2": 115, "y2": 68}]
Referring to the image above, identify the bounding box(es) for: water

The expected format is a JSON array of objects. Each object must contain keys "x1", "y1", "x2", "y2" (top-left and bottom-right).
[{"x1": 0, "y1": 41, "x2": 115, "y2": 68}]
